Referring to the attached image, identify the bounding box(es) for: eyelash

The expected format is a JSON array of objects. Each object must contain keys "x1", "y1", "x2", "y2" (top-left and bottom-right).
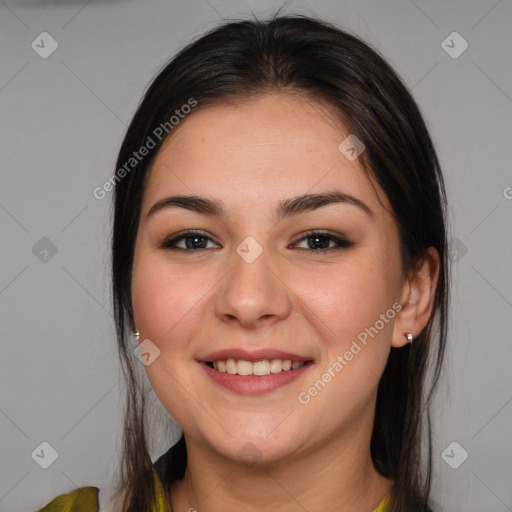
[{"x1": 158, "y1": 230, "x2": 354, "y2": 253}]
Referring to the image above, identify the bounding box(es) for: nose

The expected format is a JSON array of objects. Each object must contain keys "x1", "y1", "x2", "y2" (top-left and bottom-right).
[{"x1": 215, "y1": 244, "x2": 293, "y2": 329}]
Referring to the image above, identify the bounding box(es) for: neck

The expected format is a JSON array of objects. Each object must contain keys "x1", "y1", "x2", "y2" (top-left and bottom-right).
[{"x1": 169, "y1": 401, "x2": 393, "y2": 512}]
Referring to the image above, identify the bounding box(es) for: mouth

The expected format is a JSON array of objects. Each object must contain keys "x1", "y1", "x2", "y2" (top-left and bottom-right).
[
  {"x1": 197, "y1": 357, "x2": 315, "y2": 395},
  {"x1": 204, "y1": 358, "x2": 314, "y2": 376}
]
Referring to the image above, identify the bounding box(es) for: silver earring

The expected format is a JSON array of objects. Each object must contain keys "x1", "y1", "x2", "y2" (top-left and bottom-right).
[
  {"x1": 405, "y1": 333, "x2": 413, "y2": 344},
  {"x1": 133, "y1": 329, "x2": 140, "y2": 343}
]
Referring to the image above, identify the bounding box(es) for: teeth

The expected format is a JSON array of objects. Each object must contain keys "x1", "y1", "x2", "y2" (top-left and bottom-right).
[
  {"x1": 226, "y1": 358, "x2": 237, "y2": 374},
  {"x1": 269, "y1": 359, "x2": 282, "y2": 373},
  {"x1": 253, "y1": 360, "x2": 270, "y2": 376},
  {"x1": 237, "y1": 360, "x2": 253, "y2": 376},
  {"x1": 210, "y1": 358, "x2": 307, "y2": 376}
]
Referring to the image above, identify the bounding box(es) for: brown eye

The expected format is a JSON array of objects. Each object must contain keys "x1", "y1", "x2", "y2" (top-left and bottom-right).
[
  {"x1": 292, "y1": 231, "x2": 354, "y2": 252},
  {"x1": 159, "y1": 230, "x2": 219, "y2": 251}
]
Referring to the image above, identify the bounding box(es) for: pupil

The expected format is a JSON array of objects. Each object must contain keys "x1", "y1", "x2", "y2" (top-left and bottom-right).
[
  {"x1": 309, "y1": 235, "x2": 328, "y2": 250},
  {"x1": 187, "y1": 236, "x2": 205, "y2": 249}
]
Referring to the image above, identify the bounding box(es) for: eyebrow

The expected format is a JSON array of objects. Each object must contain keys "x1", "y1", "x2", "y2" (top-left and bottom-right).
[{"x1": 146, "y1": 191, "x2": 374, "y2": 221}]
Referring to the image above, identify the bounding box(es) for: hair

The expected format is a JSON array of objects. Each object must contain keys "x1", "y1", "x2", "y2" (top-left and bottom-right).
[{"x1": 110, "y1": 11, "x2": 449, "y2": 512}]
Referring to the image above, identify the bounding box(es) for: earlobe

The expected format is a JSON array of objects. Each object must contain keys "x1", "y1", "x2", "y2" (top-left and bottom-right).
[{"x1": 391, "y1": 247, "x2": 440, "y2": 348}]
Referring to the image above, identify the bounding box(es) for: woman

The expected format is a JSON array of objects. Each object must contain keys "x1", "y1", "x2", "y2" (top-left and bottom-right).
[{"x1": 39, "y1": 12, "x2": 448, "y2": 512}]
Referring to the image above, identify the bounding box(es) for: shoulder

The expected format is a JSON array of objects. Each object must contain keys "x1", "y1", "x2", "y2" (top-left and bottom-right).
[
  {"x1": 37, "y1": 469, "x2": 168, "y2": 512},
  {"x1": 37, "y1": 486, "x2": 99, "y2": 511}
]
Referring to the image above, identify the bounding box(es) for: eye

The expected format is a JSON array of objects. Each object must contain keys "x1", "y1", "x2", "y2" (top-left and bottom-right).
[
  {"x1": 158, "y1": 230, "x2": 219, "y2": 251},
  {"x1": 291, "y1": 230, "x2": 354, "y2": 252},
  {"x1": 158, "y1": 229, "x2": 353, "y2": 252}
]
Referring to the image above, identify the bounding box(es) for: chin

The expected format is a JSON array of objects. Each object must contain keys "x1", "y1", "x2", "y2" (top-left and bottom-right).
[{"x1": 203, "y1": 428, "x2": 306, "y2": 468}]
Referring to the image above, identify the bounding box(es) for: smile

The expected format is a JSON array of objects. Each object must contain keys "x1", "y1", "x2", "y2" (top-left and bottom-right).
[
  {"x1": 199, "y1": 359, "x2": 315, "y2": 395},
  {"x1": 206, "y1": 358, "x2": 309, "y2": 376}
]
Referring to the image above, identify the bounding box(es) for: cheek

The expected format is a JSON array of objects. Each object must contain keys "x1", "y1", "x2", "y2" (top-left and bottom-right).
[
  {"x1": 131, "y1": 252, "x2": 207, "y2": 344},
  {"x1": 302, "y1": 257, "x2": 399, "y2": 343},
  {"x1": 295, "y1": 260, "x2": 399, "y2": 414},
  {"x1": 130, "y1": 254, "x2": 207, "y2": 422}
]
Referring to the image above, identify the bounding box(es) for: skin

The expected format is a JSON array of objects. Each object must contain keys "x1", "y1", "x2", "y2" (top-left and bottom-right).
[{"x1": 130, "y1": 93, "x2": 440, "y2": 512}]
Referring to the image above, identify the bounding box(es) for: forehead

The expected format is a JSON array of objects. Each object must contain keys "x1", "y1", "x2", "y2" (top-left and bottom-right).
[{"x1": 142, "y1": 93, "x2": 391, "y2": 219}]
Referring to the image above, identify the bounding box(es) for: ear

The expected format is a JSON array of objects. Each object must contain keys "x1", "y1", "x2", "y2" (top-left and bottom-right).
[{"x1": 392, "y1": 247, "x2": 440, "y2": 348}]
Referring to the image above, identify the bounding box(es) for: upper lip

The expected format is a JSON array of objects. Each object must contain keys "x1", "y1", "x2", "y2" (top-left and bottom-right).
[{"x1": 197, "y1": 348, "x2": 313, "y2": 363}]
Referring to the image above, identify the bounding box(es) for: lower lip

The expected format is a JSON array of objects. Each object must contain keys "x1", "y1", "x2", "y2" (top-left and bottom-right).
[{"x1": 198, "y1": 361, "x2": 314, "y2": 395}]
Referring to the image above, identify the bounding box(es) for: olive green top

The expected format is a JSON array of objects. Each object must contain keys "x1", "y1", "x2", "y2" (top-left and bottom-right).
[{"x1": 38, "y1": 469, "x2": 170, "y2": 512}]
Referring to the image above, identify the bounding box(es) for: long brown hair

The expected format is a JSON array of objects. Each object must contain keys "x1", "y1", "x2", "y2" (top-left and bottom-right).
[{"x1": 110, "y1": 12, "x2": 449, "y2": 512}]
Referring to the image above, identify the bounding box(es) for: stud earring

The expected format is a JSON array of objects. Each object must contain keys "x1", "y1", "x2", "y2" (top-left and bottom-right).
[
  {"x1": 133, "y1": 329, "x2": 140, "y2": 343},
  {"x1": 405, "y1": 333, "x2": 413, "y2": 344}
]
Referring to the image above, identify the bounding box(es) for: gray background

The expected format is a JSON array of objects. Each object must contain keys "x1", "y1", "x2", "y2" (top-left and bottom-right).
[{"x1": 1, "y1": 1, "x2": 511, "y2": 511}]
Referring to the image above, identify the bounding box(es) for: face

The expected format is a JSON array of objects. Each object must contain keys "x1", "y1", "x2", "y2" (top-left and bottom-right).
[{"x1": 131, "y1": 93, "x2": 406, "y2": 464}]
